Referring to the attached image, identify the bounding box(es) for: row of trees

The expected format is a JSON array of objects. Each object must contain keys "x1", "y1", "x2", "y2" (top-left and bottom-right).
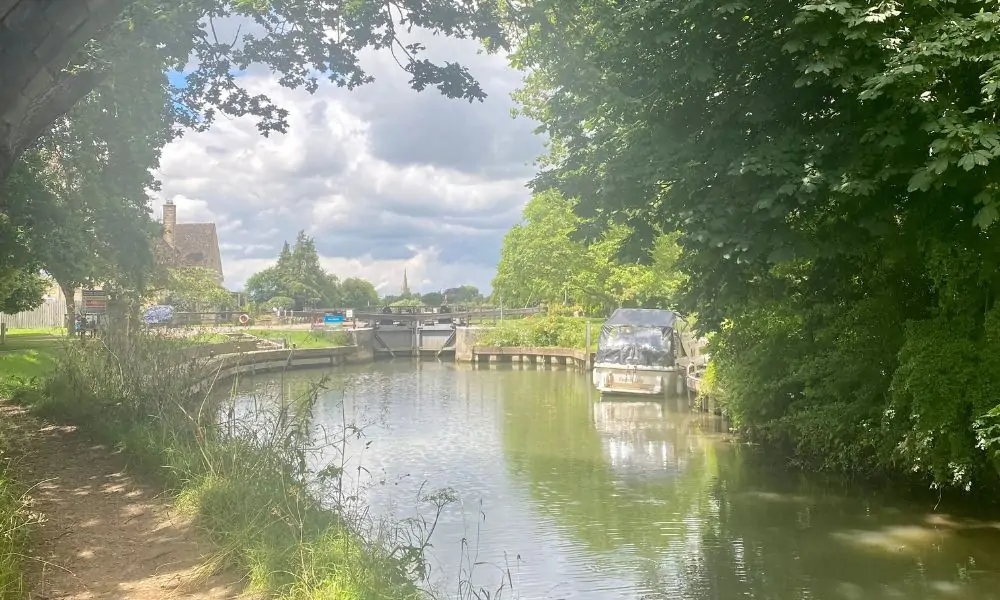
[
  {"x1": 244, "y1": 233, "x2": 486, "y2": 311},
  {"x1": 492, "y1": 190, "x2": 685, "y2": 315},
  {"x1": 505, "y1": 0, "x2": 1000, "y2": 492},
  {"x1": 245, "y1": 232, "x2": 379, "y2": 311},
  {"x1": 384, "y1": 285, "x2": 485, "y2": 308}
]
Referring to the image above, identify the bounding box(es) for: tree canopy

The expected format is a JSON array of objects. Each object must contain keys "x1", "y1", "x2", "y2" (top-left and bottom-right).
[
  {"x1": 164, "y1": 267, "x2": 234, "y2": 312},
  {"x1": 1, "y1": 0, "x2": 512, "y2": 183},
  {"x1": 1, "y1": 0, "x2": 513, "y2": 319},
  {"x1": 0, "y1": 28, "x2": 172, "y2": 326},
  {"x1": 443, "y1": 285, "x2": 484, "y2": 305},
  {"x1": 244, "y1": 233, "x2": 380, "y2": 311},
  {"x1": 340, "y1": 277, "x2": 379, "y2": 309},
  {"x1": 491, "y1": 189, "x2": 684, "y2": 315},
  {"x1": 508, "y1": 0, "x2": 1000, "y2": 491}
]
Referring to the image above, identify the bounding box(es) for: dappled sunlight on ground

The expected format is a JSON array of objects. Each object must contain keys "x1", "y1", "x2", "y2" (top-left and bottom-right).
[{"x1": 0, "y1": 404, "x2": 244, "y2": 599}]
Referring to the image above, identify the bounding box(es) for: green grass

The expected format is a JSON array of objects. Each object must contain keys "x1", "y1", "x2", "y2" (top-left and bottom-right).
[
  {"x1": 185, "y1": 331, "x2": 231, "y2": 344},
  {"x1": 17, "y1": 331, "x2": 424, "y2": 600},
  {"x1": 0, "y1": 332, "x2": 61, "y2": 398},
  {"x1": 477, "y1": 315, "x2": 599, "y2": 350},
  {"x1": 0, "y1": 467, "x2": 30, "y2": 599},
  {"x1": 0, "y1": 327, "x2": 64, "y2": 338},
  {"x1": 248, "y1": 329, "x2": 349, "y2": 349},
  {"x1": 0, "y1": 333, "x2": 53, "y2": 598}
]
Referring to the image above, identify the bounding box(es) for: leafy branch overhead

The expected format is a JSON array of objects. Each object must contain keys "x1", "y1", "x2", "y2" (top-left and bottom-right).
[
  {"x1": 510, "y1": 0, "x2": 1000, "y2": 492},
  {"x1": 0, "y1": 0, "x2": 509, "y2": 314},
  {"x1": 126, "y1": 0, "x2": 511, "y2": 136}
]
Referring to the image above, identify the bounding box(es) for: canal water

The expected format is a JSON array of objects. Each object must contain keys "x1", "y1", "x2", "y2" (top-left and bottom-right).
[{"x1": 228, "y1": 361, "x2": 1000, "y2": 600}]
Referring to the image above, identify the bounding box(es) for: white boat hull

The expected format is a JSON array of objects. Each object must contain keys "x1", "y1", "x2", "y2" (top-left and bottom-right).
[{"x1": 592, "y1": 365, "x2": 685, "y2": 396}]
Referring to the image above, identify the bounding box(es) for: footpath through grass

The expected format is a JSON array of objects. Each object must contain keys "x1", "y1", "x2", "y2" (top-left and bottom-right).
[
  {"x1": 10, "y1": 330, "x2": 431, "y2": 599},
  {"x1": 0, "y1": 329, "x2": 63, "y2": 597}
]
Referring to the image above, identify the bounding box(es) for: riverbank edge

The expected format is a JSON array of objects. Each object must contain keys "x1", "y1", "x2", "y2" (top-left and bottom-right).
[{"x1": 9, "y1": 336, "x2": 427, "y2": 599}]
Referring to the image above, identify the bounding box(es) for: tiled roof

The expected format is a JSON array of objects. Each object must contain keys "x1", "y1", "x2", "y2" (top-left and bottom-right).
[{"x1": 156, "y1": 222, "x2": 224, "y2": 282}]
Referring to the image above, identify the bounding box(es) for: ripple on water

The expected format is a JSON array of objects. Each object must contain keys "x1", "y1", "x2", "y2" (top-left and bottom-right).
[{"x1": 228, "y1": 363, "x2": 1000, "y2": 600}]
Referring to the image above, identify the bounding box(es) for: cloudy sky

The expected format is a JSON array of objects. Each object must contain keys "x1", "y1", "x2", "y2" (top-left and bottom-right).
[{"x1": 151, "y1": 29, "x2": 544, "y2": 296}]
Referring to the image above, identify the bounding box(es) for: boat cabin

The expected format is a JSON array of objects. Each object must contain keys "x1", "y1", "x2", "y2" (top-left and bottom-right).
[
  {"x1": 595, "y1": 308, "x2": 680, "y2": 368},
  {"x1": 593, "y1": 308, "x2": 686, "y2": 396}
]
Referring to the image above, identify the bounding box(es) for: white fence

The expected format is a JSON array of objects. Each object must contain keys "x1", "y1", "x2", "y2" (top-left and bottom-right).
[{"x1": 0, "y1": 298, "x2": 67, "y2": 329}]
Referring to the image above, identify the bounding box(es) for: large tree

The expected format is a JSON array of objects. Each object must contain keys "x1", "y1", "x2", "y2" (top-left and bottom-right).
[
  {"x1": 245, "y1": 232, "x2": 377, "y2": 310},
  {"x1": 492, "y1": 189, "x2": 684, "y2": 314},
  {"x1": 0, "y1": 27, "x2": 172, "y2": 328},
  {"x1": 492, "y1": 189, "x2": 588, "y2": 308},
  {"x1": 163, "y1": 266, "x2": 233, "y2": 311},
  {"x1": 340, "y1": 277, "x2": 379, "y2": 309},
  {"x1": 511, "y1": 0, "x2": 1000, "y2": 490},
  {"x1": 0, "y1": 0, "x2": 510, "y2": 185},
  {"x1": 443, "y1": 285, "x2": 483, "y2": 305}
]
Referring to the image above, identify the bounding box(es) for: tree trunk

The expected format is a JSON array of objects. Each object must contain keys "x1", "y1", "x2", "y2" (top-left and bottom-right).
[
  {"x1": 58, "y1": 279, "x2": 75, "y2": 335},
  {"x1": 0, "y1": 0, "x2": 128, "y2": 186}
]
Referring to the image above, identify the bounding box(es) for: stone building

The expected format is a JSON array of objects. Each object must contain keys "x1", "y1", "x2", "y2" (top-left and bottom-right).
[{"x1": 155, "y1": 200, "x2": 224, "y2": 283}]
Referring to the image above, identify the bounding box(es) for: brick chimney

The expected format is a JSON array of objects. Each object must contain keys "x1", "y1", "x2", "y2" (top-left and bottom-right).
[{"x1": 163, "y1": 200, "x2": 176, "y2": 246}]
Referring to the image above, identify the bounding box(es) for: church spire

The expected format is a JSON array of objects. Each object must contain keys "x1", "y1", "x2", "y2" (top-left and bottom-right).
[{"x1": 401, "y1": 269, "x2": 410, "y2": 297}]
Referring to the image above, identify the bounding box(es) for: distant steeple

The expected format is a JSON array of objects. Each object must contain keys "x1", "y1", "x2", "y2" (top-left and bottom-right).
[{"x1": 401, "y1": 269, "x2": 411, "y2": 297}]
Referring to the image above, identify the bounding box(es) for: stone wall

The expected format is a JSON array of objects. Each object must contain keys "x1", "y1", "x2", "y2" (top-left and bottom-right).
[
  {"x1": 350, "y1": 328, "x2": 375, "y2": 363},
  {"x1": 454, "y1": 326, "x2": 485, "y2": 362},
  {"x1": 190, "y1": 346, "x2": 368, "y2": 394}
]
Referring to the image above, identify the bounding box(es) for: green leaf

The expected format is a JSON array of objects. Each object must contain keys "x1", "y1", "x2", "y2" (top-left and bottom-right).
[
  {"x1": 767, "y1": 247, "x2": 795, "y2": 264},
  {"x1": 974, "y1": 204, "x2": 999, "y2": 229},
  {"x1": 908, "y1": 170, "x2": 934, "y2": 192}
]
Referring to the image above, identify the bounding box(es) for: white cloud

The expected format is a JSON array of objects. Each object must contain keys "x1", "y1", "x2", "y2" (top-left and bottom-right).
[{"x1": 151, "y1": 34, "x2": 543, "y2": 294}]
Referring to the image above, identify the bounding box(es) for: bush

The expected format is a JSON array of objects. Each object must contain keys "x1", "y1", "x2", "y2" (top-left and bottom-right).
[{"x1": 477, "y1": 315, "x2": 592, "y2": 349}]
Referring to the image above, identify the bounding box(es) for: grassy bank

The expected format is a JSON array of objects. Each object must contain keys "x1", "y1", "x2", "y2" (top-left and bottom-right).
[
  {"x1": 0, "y1": 331, "x2": 62, "y2": 598},
  {"x1": 476, "y1": 315, "x2": 599, "y2": 350},
  {"x1": 248, "y1": 329, "x2": 350, "y2": 349},
  {"x1": 12, "y1": 331, "x2": 430, "y2": 599}
]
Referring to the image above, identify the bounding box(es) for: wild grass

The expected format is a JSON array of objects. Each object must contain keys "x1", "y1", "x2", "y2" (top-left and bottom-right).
[
  {"x1": 248, "y1": 329, "x2": 350, "y2": 349},
  {"x1": 0, "y1": 461, "x2": 33, "y2": 599},
  {"x1": 476, "y1": 315, "x2": 597, "y2": 351},
  {"x1": 14, "y1": 329, "x2": 455, "y2": 599},
  {"x1": 0, "y1": 332, "x2": 56, "y2": 599}
]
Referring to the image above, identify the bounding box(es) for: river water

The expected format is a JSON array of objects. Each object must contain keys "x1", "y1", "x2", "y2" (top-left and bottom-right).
[{"x1": 228, "y1": 361, "x2": 1000, "y2": 600}]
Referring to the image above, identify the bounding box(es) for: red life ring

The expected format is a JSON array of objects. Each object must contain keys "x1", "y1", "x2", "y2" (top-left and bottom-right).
[{"x1": 238, "y1": 313, "x2": 250, "y2": 325}]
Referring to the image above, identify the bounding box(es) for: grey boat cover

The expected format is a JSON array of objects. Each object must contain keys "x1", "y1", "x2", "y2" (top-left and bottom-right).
[{"x1": 596, "y1": 309, "x2": 679, "y2": 367}]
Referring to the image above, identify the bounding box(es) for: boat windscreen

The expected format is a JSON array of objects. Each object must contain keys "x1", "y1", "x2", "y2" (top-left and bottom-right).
[{"x1": 595, "y1": 324, "x2": 674, "y2": 367}]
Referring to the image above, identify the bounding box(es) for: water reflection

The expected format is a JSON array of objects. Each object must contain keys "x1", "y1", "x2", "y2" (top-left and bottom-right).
[{"x1": 224, "y1": 362, "x2": 1000, "y2": 600}]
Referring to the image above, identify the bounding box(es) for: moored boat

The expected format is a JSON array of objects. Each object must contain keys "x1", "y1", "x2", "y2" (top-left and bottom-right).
[{"x1": 592, "y1": 308, "x2": 692, "y2": 396}]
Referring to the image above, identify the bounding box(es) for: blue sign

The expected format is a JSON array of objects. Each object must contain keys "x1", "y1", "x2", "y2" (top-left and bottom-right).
[{"x1": 323, "y1": 313, "x2": 345, "y2": 324}]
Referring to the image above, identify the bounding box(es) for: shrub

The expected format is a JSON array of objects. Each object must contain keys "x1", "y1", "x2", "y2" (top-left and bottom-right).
[{"x1": 477, "y1": 315, "x2": 591, "y2": 349}]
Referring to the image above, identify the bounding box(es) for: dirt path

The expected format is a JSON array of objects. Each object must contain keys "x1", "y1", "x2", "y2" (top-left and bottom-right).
[{"x1": 0, "y1": 404, "x2": 242, "y2": 599}]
